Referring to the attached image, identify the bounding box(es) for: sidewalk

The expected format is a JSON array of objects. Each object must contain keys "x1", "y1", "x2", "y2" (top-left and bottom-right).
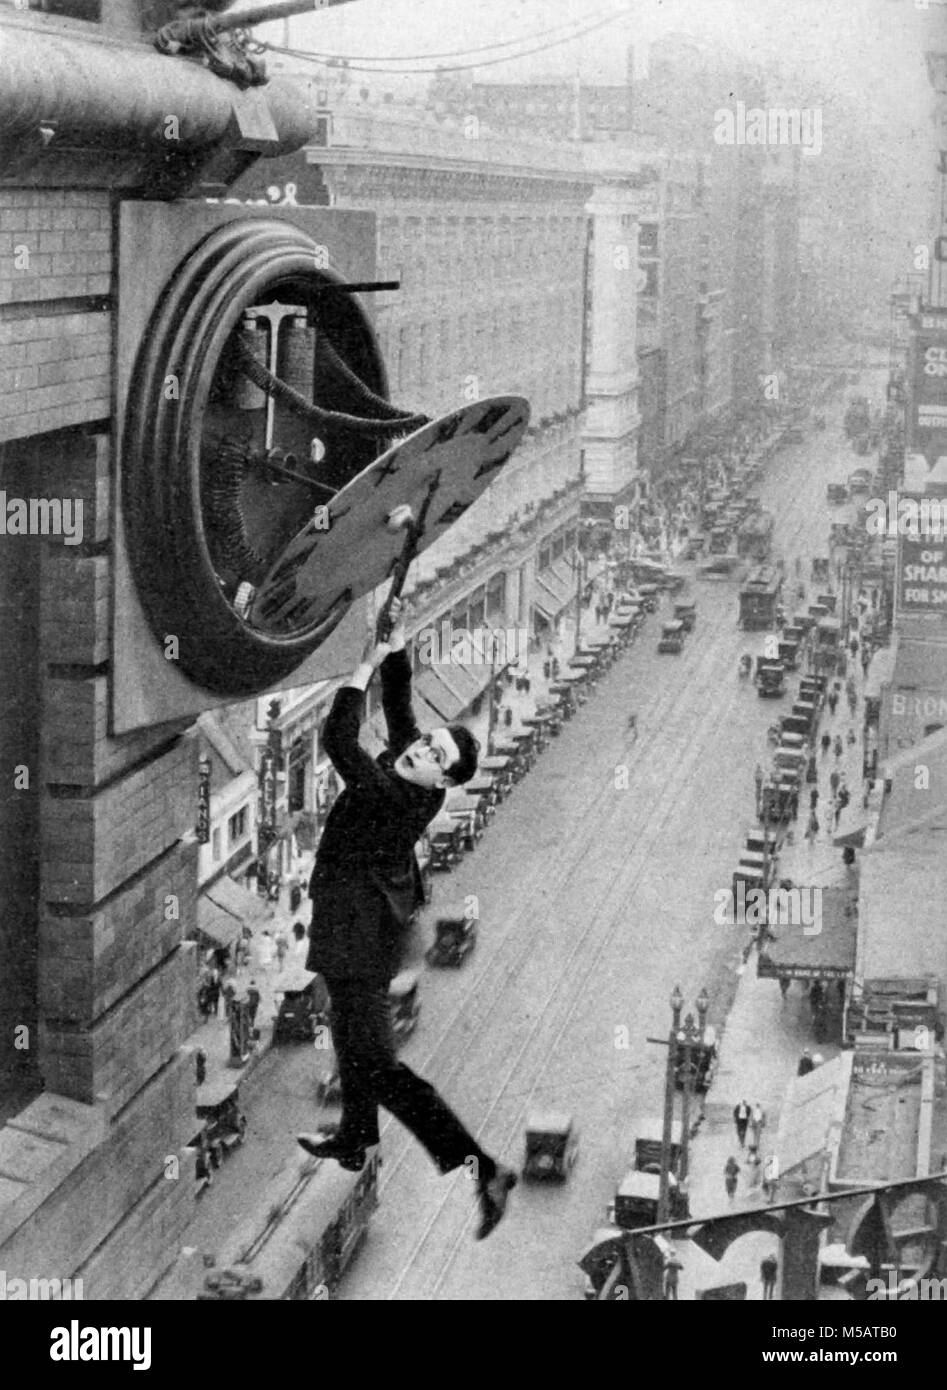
[
  {"x1": 187, "y1": 866, "x2": 316, "y2": 1096},
  {"x1": 675, "y1": 623, "x2": 871, "y2": 1300}
]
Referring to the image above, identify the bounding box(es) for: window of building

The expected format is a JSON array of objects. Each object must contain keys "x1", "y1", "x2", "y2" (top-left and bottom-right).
[
  {"x1": 538, "y1": 540, "x2": 551, "y2": 571},
  {"x1": 212, "y1": 828, "x2": 222, "y2": 862},
  {"x1": 468, "y1": 587, "x2": 486, "y2": 629},
  {"x1": 551, "y1": 532, "x2": 565, "y2": 562},
  {"x1": 228, "y1": 806, "x2": 249, "y2": 847},
  {"x1": 564, "y1": 526, "x2": 577, "y2": 552},
  {"x1": 485, "y1": 572, "x2": 506, "y2": 622}
]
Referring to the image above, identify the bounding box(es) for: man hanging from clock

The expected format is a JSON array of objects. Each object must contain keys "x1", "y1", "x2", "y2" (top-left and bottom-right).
[{"x1": 296, "y1": 597, "x2": 517, "y2": 1240}]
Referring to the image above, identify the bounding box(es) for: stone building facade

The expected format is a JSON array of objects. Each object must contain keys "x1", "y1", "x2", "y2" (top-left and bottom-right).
[{"x1": 0, "y1": 1, "x2": 320, "y2": 1296}]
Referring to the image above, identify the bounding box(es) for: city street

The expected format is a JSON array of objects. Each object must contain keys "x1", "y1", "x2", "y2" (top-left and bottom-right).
[{"x1": 156, "y1": 380, "x2": 880, "y2": 1301}]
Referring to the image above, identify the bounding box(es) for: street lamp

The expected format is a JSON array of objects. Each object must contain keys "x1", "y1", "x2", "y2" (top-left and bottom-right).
[
  {"x1": 658, "y1": 985, "x2": 685, "y2": 1222},
  {"x1": 656, "y1": 986, "x2": 709, "y2": 1220}
]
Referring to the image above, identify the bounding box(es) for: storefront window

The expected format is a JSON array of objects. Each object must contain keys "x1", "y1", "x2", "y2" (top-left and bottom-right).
[{"x1": 228, "y1": 806, "x2": 248, "y2": 847}]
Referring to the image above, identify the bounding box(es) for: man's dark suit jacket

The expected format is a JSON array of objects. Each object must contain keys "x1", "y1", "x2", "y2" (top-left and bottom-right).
[{"x1": 306, "y1": 650, "x2": 445, "y2": 985}]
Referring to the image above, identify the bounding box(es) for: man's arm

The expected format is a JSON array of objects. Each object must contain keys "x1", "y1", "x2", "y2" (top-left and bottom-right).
[
  {"x1": 322, "y1": 631, "x2": 393, "y2": 791},
  {"x1": 379, "y1": 602, "x2": 422, "y2": 756}
]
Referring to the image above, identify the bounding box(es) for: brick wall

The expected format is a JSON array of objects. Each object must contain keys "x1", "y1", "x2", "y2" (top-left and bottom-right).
[
  {"x1": 0, "y1": 189, "x2": 112, "y2": 443},
  {"x1": 0, "y1": 1051, "x2": 194, "y2": 1278},
  {"x1": 39, "y1": 942, "x2": 198, "y2": 1113},
  {"x1": 39, "y1": 841, "x2": 198, "y2": 1023}
]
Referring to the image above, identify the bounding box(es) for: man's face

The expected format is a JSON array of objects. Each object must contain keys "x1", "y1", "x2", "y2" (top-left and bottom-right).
[{"x1": 393, "y1": 729, "x2": 461, "y2": 790}]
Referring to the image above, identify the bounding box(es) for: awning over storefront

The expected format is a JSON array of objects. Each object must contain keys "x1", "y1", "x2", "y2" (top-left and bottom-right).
[
  {"x1": 197, "y1": 874, "x2": 270, "y2": 947},
  {"x1": 415, "y1": 668, "x2": 466, "y2": 722},
  {"x1": 774, "y1": 1053, "x2": 850, "y2": 1180},
  {"x1": 536, "y1": 573, "x2": 574, "y2": 616},
  {"x1": 433, "y1": 659, "x2": 484, "y2": 709},
  {"x1": 531, "y1": 596, "x2": 558, "y2": 624},
  {"x1": 757, "y1": 887, "x2": 857, "y2": 981}
]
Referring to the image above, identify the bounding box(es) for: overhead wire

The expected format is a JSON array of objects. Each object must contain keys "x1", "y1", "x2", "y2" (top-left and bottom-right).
[
  {"x1": 263, "y1": 2, "x2": 623, "y2": 65},
  {"x1": 265, "y1": 6, "x2": 630, "y2": 75}
]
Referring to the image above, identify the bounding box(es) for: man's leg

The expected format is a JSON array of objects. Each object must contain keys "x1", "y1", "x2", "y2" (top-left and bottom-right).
[
  {"x1": 339, "y1": 981, "x2": 493, "y2": 1177},
  {"x1": 326, "y1": 980, "x2": 381, "y2": 1151}
]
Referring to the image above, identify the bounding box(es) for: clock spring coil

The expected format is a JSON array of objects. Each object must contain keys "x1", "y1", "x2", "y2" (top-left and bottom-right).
[{"x1": 204, "y1": 436, "x2": 271, "y2": 578}]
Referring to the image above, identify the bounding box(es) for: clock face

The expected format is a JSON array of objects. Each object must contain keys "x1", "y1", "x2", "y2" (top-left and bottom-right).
[
  {"x1": 249, "y1": 395, "x2": 531, "y2": 636},
  {"x1": 122, "y1": 218, "x2": 396, "y2": 697}
]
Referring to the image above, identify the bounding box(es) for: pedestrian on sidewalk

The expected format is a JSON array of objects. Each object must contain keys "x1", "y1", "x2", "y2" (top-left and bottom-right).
[
  {"x1": 724, "y1": 1155, "x2": 740, "y2": 1204},
  {"x1": 221, "y1": 978, "x2": 237, "y2": 1022},
  {"x1": 246, "y1": 980, "x2": 261, "y2": 1030},
  {"x1": 256, "y1": 930, "x2": 275, "y2": 976},
  {"x1": 833, "y1": 735, "x2": 843, "y2": 760},
  {"x1": 663, "y1": 1249, "x2": 683, "y2": 1301},
  {"x1": 749, "y1": 1103, "x2": 766, "y2": 1150},
  {"x1": 847, "y1": 727, "x2": 857, "y2": 747},
  {"x1": 733, "y1": 1099, "x2": 751, "y2": 1147},
  {"x1": 829, "y1": 768, "x2": 840, "y2": 798},
  {"x1": 762, "y1": 1156, "x2": 779, "y2": 1204},
  {"x1": 797, "y1": 1048, "x2": 814, "y2": 1077},
  {"x1": 778, "y1": 975, "x2": 791, "y2": 1000},
  {"x1": 820, "y1": 733, "x2": 831, "y2": 757},
  {"x1": 804, "y1": 810, "x2": 819, "y2": 848},
  {"x1": 760, "y1": 1253, "x2": 779, "y2": 1300},
  {"x1": 833, "y1": 795, "x2": 843, "y2": 830},
  {"x1": 827, "y1": 687, "x2": 838, "y2": 717},
  {"x1": 274, "y1": 929, "x2": 289, "y2": 972},
  {"x1": 809, "y1": 787, "x2": 819, "y2": 811},
  {"x1": 754, "y1": 763, "x2": 764, "y2": 812}
]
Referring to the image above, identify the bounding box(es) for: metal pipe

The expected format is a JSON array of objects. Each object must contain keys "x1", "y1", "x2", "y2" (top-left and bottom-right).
[
  {"x1": 0, "y1": 20, "x2": 319, "y2": 154},
  {"x1": 204, "y1": 0, "x2": 361, "y2": 35}
]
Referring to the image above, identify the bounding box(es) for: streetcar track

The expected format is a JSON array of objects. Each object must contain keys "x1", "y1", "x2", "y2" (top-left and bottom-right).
[{"x1": 379, "y1": 596, "x2": 747, "y2": 1295}]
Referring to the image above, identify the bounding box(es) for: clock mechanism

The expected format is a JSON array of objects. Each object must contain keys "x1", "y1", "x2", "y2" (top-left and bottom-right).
[{"x1": 122, "y1": 217, "x2": 425, "y2": 697}]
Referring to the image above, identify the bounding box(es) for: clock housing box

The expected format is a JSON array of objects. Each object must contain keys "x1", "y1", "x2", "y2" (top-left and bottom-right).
[{"x1": 113, "y1": 200, "x2": 385, "y2": 735}]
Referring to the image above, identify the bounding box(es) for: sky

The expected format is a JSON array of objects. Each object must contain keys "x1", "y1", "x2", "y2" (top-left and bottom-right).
[
  {"x1": 242, "y1": 0, "x2": 944, "y2": 246},
  {"x1": 244, "y1": 0, "x2": 941, "y2": 133}
]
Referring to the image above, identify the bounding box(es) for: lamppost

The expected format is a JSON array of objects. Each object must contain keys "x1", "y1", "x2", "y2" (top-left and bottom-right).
[
  {"x1": 657, "y1": 985, "x2": 684, "y2": 1223},
  {"x1": 677, "y1": 987, "x2": 710, "y2": 1185}
]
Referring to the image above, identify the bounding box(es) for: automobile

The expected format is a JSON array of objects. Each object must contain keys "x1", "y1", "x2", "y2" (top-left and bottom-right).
[
  {"x1": 634, "y1": 1117, "x2": 683, "y2": 1176},
  {"x1": 700, "y1": 554, "x2": 741, "y2": 577},
  {"x1": 708, "y1": 524, "x2": 732, "y2": 555},
  {"x1": 848, "y1": 468, "x2": 871, "y2": 494},
  {"x1": 389, "y1": 969, "x2": 421, "y2": 1042},
  {"x1": 777, "y1": 638, "x2": 800, "y2": 670},
  {"x1": 659, "y1": 570, "x2": 688, "y2": 594},
  {"x1": 522, "y1": 1113, "x2": 579, "y2": 1181},
  {"x1": 811, "y1": 557, "x2": 831, "y2": 583},
  {"x1": 193, "y1": 1080, "x2": 247, "y2": 1171},
  {"x1": 636, "y1": 583, "x2": 660, "y2": 613},
  {"x1": 608, "y1": 1170, "x2": 689, "y2": 1230},
  {"x1": 756, "y1": 661, "x2": 786, "y2": 697},
  {"x1": 657, "y1": 620, "x2": 686, "y2": 654},
  {"x1": 673, "y1": 601, "x2": 697, "y2": 632},
  {"x1": 429, "y1": 818, "x2": 465, "y2": 871},
  {"x1": 444, "y1": 793, "x2": 486, "y2": 851},
  {"x1": 782, "y1": 426, "x2": 805, "y2": 444},
  {"x1": 827, "y1": 483, "x2": 848, "y2": 505},
  {"x1": 817, "y1": 592, "x2": 837, "y2": 614},
  {"x1": 425, "y1": 911, "x2": 477, "y2": 968},
  {"x1": 273, "y1": 967, "x2": 330, "y2": 1044},
  {"x1": 680, "y1": 533, "x2": 707, "y2": 560}
]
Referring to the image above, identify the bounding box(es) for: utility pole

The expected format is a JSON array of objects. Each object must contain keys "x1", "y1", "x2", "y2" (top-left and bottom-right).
[{"x1": 657, "y1": 985, "x2": 683, "y2": 1223}]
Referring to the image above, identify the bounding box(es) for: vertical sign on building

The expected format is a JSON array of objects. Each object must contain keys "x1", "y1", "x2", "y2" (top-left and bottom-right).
[
  {"x1": 906, "y1": 308, "x2": 947, "y2": 488},
  {"x1": 196, "y1": 758, "x2": 211, "y2": 844}
]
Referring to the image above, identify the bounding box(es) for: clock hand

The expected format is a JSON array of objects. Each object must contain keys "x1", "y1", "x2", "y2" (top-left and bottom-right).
[{"x1": 252, "y1": 452, "x2": 338, "y2": 497}]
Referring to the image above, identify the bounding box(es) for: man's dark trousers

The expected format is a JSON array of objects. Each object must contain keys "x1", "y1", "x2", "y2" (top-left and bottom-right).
[{"x1": 326, "y1": 977, "x2": 488, "y2": 1175}]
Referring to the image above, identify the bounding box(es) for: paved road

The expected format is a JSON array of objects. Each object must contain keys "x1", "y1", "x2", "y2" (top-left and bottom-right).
[
  {"x1": 156, "y1": 374, "x2": 884, "y2": 1301},
  {"x1": 335, "y1": 384, "x2": 881, "y2": 1301}
]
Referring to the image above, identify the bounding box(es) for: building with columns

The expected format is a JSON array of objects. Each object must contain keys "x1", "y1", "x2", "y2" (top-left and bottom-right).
[{"x1": 224, "y1": 100, "x2": 650, "y2": 792}]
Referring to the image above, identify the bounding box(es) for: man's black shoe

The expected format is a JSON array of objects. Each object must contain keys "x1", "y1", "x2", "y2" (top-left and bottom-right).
[
  {"x1": 474, "y1": 1165, "x2": 517, "y2": 1241},
  {"x1": 296, "y1": 1130, "x2": 366, "y2": 1171}
]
